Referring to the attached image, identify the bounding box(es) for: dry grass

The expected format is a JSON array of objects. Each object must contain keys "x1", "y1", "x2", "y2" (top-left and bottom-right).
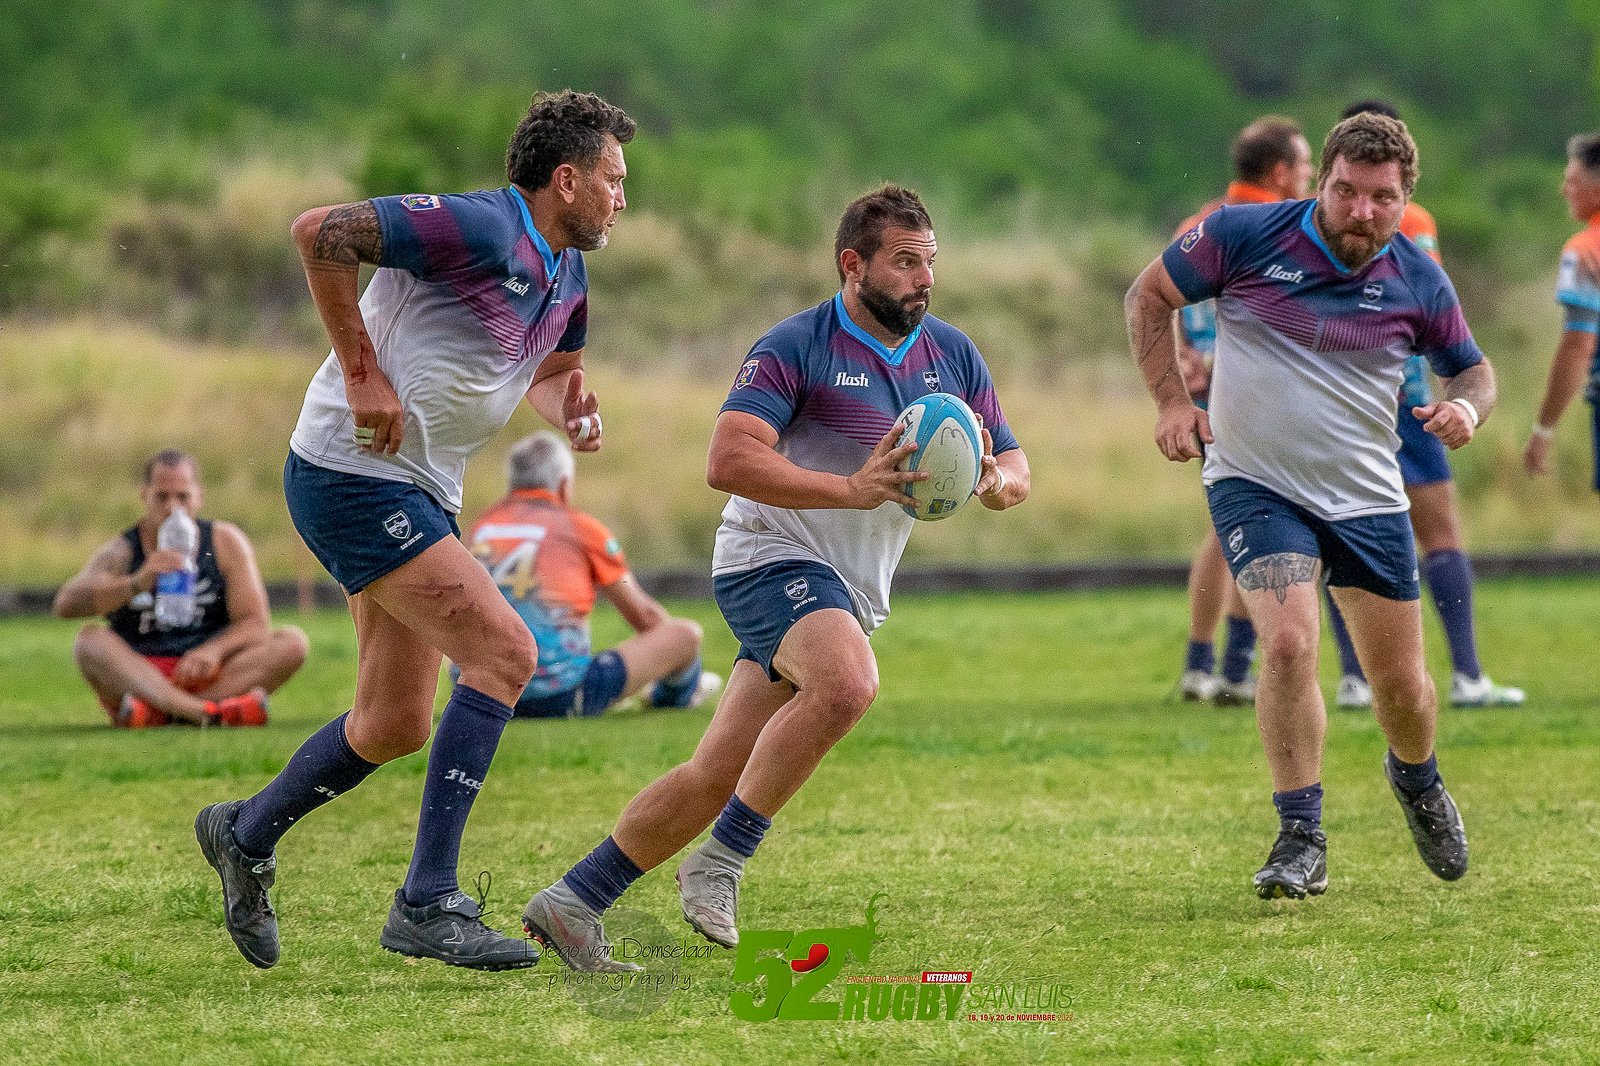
[{"x1": 5, "y1": 243, "x2": 1596, "y2": 587}]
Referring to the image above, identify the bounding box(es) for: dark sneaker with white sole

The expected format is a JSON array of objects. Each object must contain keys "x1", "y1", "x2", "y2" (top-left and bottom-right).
[
  {"x1": 380, "y1": 884, "x2": 539, "y2": 971},
  {"x1": 195, "y1": 800, "x2": 280, "y2": 968},
  {"x1": 1253, "y1": 820, "x2": 1329, "y2": 900},
  {"x1": 1386, "y1": 756, "x2": 1468, "y2": 881}
]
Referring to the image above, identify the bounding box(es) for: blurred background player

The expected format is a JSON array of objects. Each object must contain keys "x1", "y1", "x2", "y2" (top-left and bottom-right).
[
  {"x1": 52, "y1": 450, "x2": 306, "y2": 727},
  {"x1": 461, "y1": 430, "x2": 721, "y2": 718},
  {"x1": 1323, "y1": 101, "x2": 1523, "y2": 711},
  {"x1": 1128, "y1": 112, "x2": 1492, "y2": 899},
  {"x1": 193, "y1": 90, "x2": 633, "y2": 972},
  {"x1": 1524, "y1": 132, "x2": 1600, "y2": 495},
  {"x1": 1176, "y1": 116, "x2": 1313, "y2": 705},
  {"x1": 522, "y1": 186, "x2": 1030, "y2": 971}
]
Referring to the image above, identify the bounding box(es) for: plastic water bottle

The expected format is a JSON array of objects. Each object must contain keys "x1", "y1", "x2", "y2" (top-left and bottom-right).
[{"x1": 154, "y1": 504, "x2": 199, "y2": 628}]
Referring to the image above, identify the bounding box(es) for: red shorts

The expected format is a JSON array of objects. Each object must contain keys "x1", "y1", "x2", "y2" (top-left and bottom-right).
[{"x1": 98, "y1": 655, "x2": 196, "y2": 716}]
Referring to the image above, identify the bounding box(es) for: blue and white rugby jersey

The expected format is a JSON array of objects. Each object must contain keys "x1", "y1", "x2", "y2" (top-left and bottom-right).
[
  {"x1": 290, "y1": 189, "x2": 589, "y2": 513},
  {"x1": 1164, "y1": 199, "x2": 1484, "y2": 520},
  {"x1": 713, "y1": 294, "x2": 1018, "y2": 632}
]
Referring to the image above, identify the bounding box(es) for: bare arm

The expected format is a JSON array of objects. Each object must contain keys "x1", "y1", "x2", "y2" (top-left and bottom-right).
[
  {"x1": 600, "y1": 573, "x2": 669, "y2": 633},
  {"x1": 1125, "y1": 259, "x2": 1211, "y2": 461},
  {"x1": 1524, "y1": 330, "x2": 1594, "y2": 475},
  {"x1": 290, "y1": 201, "x2": 405, "y2": 454},
  {"x1": 1415, "y1": 359, "x2": 1497, "y2": 450},
  {"x1": 525, "y1": 350, "x2": 601, "y2": 452},
  {"x1": 706, "y1": 410, "x2": 924, "y2": 510},
  {"x1": 53, "y1": 538, "x2": 145, "y2": 619}
]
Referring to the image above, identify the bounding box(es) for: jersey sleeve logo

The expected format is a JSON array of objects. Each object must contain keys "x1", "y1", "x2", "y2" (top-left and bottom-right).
[
  {"x1": 734, "y1": 357, "x2": 761, "y2": 389},
  {"x1": 400, "y1": 194, "x2": 442, "y2": 211},
  {"x1": 1179, "y1": 221, "x2": 1204, "y2": 252}
]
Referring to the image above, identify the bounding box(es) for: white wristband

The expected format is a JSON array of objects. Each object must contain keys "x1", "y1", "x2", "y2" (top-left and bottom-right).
[
  {"x1": 1449, "y1": 398, "x2": 1480, "y2": 427},
  {"x1": 1532, "y1": 422, "x2": 1555, "y2": 440}
]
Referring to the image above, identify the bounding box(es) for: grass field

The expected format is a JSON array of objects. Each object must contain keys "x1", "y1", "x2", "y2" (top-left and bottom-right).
[{"x1": 3, "y1": 581, "x2": 1599, "y2": 1065}]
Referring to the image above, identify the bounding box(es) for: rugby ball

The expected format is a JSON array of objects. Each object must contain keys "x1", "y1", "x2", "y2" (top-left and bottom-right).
[{"x1": 895, "y1": 392, "x2": 984, "y2": 521}]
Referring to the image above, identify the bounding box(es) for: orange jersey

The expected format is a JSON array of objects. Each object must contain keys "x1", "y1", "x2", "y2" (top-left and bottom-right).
[
  {"x1": 467, "y1": 488, "x2": 629, "y2": 695},
  {"x1": 1401, "y1": 202, "x2": 1441, "y2": 263},
  {"x1": 1172, "y1": 181, "x2": 1283, "y2": 239}
]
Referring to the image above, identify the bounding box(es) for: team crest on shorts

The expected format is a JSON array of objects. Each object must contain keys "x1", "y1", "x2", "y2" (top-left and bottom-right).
[
  {"x1": 784, "y1": 577, "x2": 810, "y2": 601},
  {"x1": 734, "y1": 358, "x2": 761, "y2": 390},
  {"x1": 400, "y1": 194, "x2": 442, "y2": 211},
  {"x1": 1227, "y1": 526, "x2": 1244, "y2": 554},
  {"x1": 1180, "y1": 222, "x2": 1204, "y2": 252},
  {"x1": 384, "y1": 511, "x2": 412, "y2": 540},
  {"x1": 923, "y1": 369, "x2": 941, "y2": 391}
]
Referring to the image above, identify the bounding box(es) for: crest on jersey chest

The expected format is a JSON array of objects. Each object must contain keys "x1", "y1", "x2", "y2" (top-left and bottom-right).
[{"x1": 923, "y1": 369, "x2": 941, "y2": 392}]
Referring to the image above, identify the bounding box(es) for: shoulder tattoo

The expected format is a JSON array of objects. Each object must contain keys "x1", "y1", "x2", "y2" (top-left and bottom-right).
[
  {"x1": 1236, "y1": 552, "x2": 1318, "y2": 605},
  {"x1": 312, "y1": 201, "x2": 382, "y2": 266}
]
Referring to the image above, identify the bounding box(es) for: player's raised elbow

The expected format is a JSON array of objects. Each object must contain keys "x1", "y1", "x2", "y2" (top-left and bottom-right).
[{"x1": 289, "y1": 207, "x2": 328, "y2": 256}]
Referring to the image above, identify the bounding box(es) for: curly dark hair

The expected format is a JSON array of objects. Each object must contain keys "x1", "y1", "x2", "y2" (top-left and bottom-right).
[
  {"x1": 505, "y1": 90, "x2": 637, "y2": 191},
  {"x1": 1318, "y1": 111, "x2": 1419, "y2": 197},
  {"x1": 834, "y1": 186, "x2": 934, "y2": 284}
]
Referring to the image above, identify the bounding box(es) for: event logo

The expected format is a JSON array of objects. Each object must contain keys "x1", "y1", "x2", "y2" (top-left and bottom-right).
[
  {"x1": 1180, "y1": 222, "x2": 1204, "y2": 252},
  {"x1": 729, "y1": 894, "x2": 1073, "y2": 1023},
  {"x1": 400, "y1": 194, "x2": 441, "y2": 211},
  {"x1": 734, "y1": 358, "x2": 761, "y2": 390}
]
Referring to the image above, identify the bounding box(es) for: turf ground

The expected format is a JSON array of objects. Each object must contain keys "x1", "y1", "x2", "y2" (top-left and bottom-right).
[{"x1": 2, "y1": 580, "x2": 1598, "y2": 1065}]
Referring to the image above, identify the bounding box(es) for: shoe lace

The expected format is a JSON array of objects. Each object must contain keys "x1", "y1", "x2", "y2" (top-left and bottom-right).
[
  {"x1": 693, "y1": 863, "x2": 739, "y2": 917},
  {"x1": 1266, "y1": 825, "x2": 1321, "y2": 871}
]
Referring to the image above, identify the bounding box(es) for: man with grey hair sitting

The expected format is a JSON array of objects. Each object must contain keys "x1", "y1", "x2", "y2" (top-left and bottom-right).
[{"x1": 461, "y1": 430, "x2": 720, "y2": 718}]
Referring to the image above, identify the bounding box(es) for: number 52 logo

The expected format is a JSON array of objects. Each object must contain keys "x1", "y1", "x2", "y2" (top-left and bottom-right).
[{"x1": 729, "y1": 893, "x2": 885, "y2": 1022}]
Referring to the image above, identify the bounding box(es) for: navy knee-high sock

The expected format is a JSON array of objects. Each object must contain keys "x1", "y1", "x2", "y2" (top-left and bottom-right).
[
  {"x1": 232, "y1": 711, "x2": 381, "y2": 858},
  {"x1": 649, "y1": 656, "x2": 703, "y2": 708},
  {"x1": 402, "y1": 685, "x2": 514, "y2": 907},
  {"x1": 1323, "y1": 584, "x2": 1364, "y2": 680},
  {"x1": 1184, "y1": 640, "x2": 1216, "y2": 675},
  {"x1": 1423, "y1": 549, "x2": 1481, "y2": 680},
  {"x1": 1220, "y1": 615, "x2": 1257, "y2": 684}
]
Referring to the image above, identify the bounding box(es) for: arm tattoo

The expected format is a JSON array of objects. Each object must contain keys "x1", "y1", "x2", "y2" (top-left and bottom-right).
[
  {"x1": 311, "y1": 201, "x2": 382, "y2": 266},
  {"x1": 1236, "y1": 552, "x2": 1319, "y2": 605}
]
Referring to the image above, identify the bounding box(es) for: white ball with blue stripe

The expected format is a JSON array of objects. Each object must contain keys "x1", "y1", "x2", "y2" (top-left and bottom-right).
[{"x1": 895, "y1": 392, "x2": 984, "y2": 521}]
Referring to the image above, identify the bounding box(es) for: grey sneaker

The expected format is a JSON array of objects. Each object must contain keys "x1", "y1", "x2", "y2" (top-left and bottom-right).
[
  {"x1": 1253, "y1": 820, "x2": 1329, "y2": 900},
  {"x1": 195, "y1": 800, "x2": 280, "y2": 969},
  {"x1": 1214, "y1": 676, "x2": 1257, "y2": 707},
  {"x1": 677, "y1": 847, "x2": 742, "y2": 948},
  {"x1": 1335, "y1": 675, "x2": 1373, "y2": 710},
  {"x1": 1179, "y1": 669, "x2": 1222, "y2": 702},
  {"x1": 522, "y1": 883, "x2": 642, "y2": 973},
  {"x1": 1385, "y1": 755, "x2": 1468, "y2": 881},
  {"x1": 380, "y1": 883, "x2": 538, "y2": 971}
]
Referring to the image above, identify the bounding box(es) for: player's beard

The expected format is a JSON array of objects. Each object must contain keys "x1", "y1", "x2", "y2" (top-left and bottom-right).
[
  {"x1": 1314, "y1": 201, "x2": 1390, "y2": 270},
  {"x1": 858, "y1": 277, "x2": 930, "y2": 338},
  {"x1": 563, "y1": 209, "x2": 610, "y2": 252}
]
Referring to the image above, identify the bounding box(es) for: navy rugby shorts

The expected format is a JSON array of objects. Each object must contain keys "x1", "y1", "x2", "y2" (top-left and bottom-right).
[
  {"x1": 284, "y1": 451, "x2": 459, "y2": 595},
  {"x1": 713, "y1": 560, "x2": 857, "y2": 682},
  {"x1": 1395, "y1": 406, "x2": 1453, "y2": 487},
  {"x1": 1206, "y1": 477, "x2": 1420, "y2": 601}
]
